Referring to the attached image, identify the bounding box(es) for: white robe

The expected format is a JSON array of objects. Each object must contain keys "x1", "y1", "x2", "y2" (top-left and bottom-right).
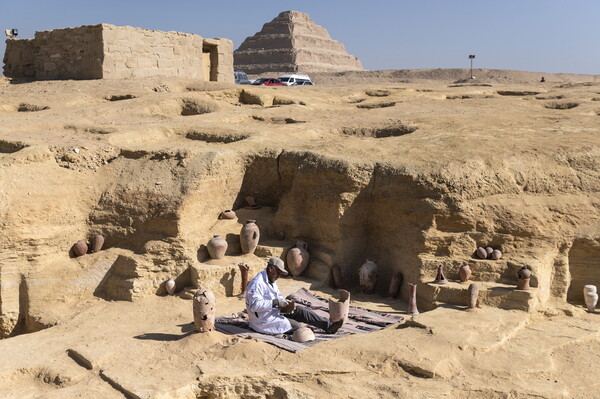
[{"x1": 245, "y1": 269, "x2": 291, "y2": 334}]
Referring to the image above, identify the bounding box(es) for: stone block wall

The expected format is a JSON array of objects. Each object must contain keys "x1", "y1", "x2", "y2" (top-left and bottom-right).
[{"x1": 3, "y1": 39, "x2": 36, "y2": 78}]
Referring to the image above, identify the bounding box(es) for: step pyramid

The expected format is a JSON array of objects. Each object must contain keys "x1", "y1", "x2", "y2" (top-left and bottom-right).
[{"x1": 234, "y1": 10, "x2": 364, "y2": 74}]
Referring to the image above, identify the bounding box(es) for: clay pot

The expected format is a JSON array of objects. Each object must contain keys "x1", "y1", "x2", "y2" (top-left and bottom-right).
[
  {"x1": 329, "y1": 290, "x2": 350, "y2": 324},
  {"x1": 240, "y1": 220, "x2": 260, "y2": 254},
  {"x1": 388, "y1": 272, "x2": 403, "y2": 298},
  {"x1": 358, "y1": 259, "x2": 378, "y2": 294},
  {"x1": 237, "y1": 263, "x2": 249, "y2": 298},
  {"x1": 244, "y1": 196, "x2": 261, "y2": 209},
  {"x1": 459, "y1": 264, "x2": 472, "y2": 283},
  {"x1": 207, "y1": 235, "x2": 228, "y2": 259},
  {"x1": 408, "y1": 283, "x2": 419, "y2": 315},
  {"x1": 331, "y1": 265, "x2": 343, "y2": 289},
  {"x1": 73, "y1": 240, "x2": 88, "y2": 257},
  {"x1": 433, "y1": 264, "x2": 448, "y2": 284},
  {"x1": 287, "y1": 240, "x2": 309, "y2": 277},
  {"x1": 476, "y1": 247, "x2": 488, "y2": 259},
  {"x1": 516, "y1": 266, "x2": 532, "y2": 290},
  {"x1": 468, "y1": 283, "x2": 479, "y2": 309},
  {"x1": 485, "y1": 247, "x2": 494, "y2": 258},
  {"x1": 583, "y1": 285, "x2": 598, "y2": 313},
  {"x1": 165, "y1": 279, "x2": 176, "y2": 295},
  {"x1": 193, "y1": 289, "x2": 216, "y2": 332},
  {"x1": 292, "y1": 327, "x2": 315, "y2": 343},
  {"x1": 219, "y1": 209, "x2": 236, "y2": 220},
  {"x1": 91, "y1": 234, "x2": 105, "y2": 253},
  {"x1": 491, "y1": 249, "x2": 502, "y2": 260}
]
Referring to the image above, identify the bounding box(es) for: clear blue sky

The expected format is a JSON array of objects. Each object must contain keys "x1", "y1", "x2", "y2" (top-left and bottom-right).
[{"x1": 2, "y1": 0, "x2": 599, "y2": 75}]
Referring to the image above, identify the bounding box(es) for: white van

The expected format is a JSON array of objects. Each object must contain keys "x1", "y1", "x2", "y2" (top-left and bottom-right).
[{"x1": 278, "y1": 74, "x2": 312, "y2": 86}]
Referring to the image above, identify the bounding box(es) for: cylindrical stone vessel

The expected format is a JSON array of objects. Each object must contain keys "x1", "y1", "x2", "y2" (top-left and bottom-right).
[
  {"x1": 459, "y1": 264, "x2": 472, "y2": 283},
  {"x1": 73, "y1": 240, "x2": 88, "y2": 257},
  {"x1": 516, "y1": 266, "x2": 532, "y2": 290},
  {"x1": 408, "y1": 283, "x2": 419, "y2": 315},
  {"x1": 468, "y1": 283, "x2": 479, "y2": 309},
  {"x1": 193, "y1": 289, "x2": 216, "y2": 332},
  {"x1": 287, "y1": 240, "x2": 309, "y2": 277},
  {"x1": 331, "y1": 265, "x2": 343, "y2": 289},
  {"x1": 91, "y1": 234, "x2": 105, "y2": 253},
  {"x1": 165, "y1": 279, "x2": 176, "y2": 296},
  {"x1": 240, "y1": 220, "x2": 260, "y2": 254},
  {"x1": 389, "y1": 272, "x2": 403, "y2": 298},
  {"x1": 583, "y1": 285, "x2": 598, "y2": 313},
  {"x1": 219, "y1": 209, "x2": 236, "y2": 220},
  {"x1": 329, "y1": 289, "x2": 350, "y2": 324},
  {"x1": 359, "y1": 259, "x2": 378, "y2": 294},
  {"x1": 207, "y1": 235, "x2": 228, "y2": 259}
]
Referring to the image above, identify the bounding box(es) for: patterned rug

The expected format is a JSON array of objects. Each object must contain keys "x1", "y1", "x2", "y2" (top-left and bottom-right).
[{"x1": 215, "y1": 288, "x2": 404, "y2": 352}]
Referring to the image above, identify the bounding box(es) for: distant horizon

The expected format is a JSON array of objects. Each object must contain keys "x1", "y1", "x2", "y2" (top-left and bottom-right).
[{"x1": 2, "y1": 1, "x2": 600, "y2": 76}]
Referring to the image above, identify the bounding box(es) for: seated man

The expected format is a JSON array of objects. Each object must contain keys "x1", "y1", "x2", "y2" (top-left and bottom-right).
[{"x1": 245, "y1": 257, "x2": 343, "y2": 335}]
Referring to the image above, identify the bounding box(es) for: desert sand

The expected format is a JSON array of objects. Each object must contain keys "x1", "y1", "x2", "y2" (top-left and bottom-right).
[{"x1": 0, "y1": 69, "x2": 599, "y2": 398}]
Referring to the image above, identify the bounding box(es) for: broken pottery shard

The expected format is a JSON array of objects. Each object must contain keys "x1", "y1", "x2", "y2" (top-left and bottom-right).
[
  {"x1": 286, "y1": 240, "x2": 309, "y2": 277},
  {"x1": 165, "y1": 279, "x2": 176, "y2": 296},
  {"x1": 358, "y1": 259, "x2": 378, "y2": 294},
  {"x1": 73, "y1": 240, "x2": 88, "y2": 257},
  {"x1": 329, "y1": 289, "x2": 350, "y2": 323},
  {"x1": 207, "y1": 235, "x2": 228, "y2": 259},
  {"x1": 388, "y1": 272, "x2": 403, "y2": 298},
  {"x1": 583, "y1": 285, "x2": 598, "y2": 313},
  {"x1": 240, "y1": 220, "x2": 260, "y2": 254},
  {"x1": 193, "y1": 289, "x2": 216, "y2": 332}
]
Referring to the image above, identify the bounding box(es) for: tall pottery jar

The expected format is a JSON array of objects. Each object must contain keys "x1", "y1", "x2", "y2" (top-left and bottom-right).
[
  {"x1": 240, "y1": 220, "x2": 260, "y2": 254},
  {"x1": 359, "y1": 259, "x2": 378, "y2": 294},
  {"x1": 287, "y1": 240, "x2": 309, "y2": 277}
]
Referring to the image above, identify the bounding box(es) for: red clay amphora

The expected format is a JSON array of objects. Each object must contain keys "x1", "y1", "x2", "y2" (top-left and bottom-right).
[
  {"x1": 240, "y1": 220, "x2": 260, "y2": 254},
  {"x1": 459, "y1": 264, "x2": 472, "y2": 283},
  {"x1": 287, "y1": 240, "x2": 309, "y2": 277}
]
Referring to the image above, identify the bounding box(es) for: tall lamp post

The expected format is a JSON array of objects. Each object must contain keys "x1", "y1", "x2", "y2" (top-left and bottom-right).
[{"x1": 468, "y1": 54, "x2": 476, "y2": 79}]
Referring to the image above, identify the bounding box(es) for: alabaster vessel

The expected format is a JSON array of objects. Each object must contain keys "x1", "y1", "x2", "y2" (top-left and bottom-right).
[
  {"x1": 359, "y1": 259, "x2": 378, "y2": 294},
  {"x1": 292, "y1": 327, "x2": 315, "y2": 343},
  {"x1": 329, "y1": 289, "x2": 350, "y2": 324},
  {"x1": 193, "y1": 289, "x2": 216, "y2": 332},
  {"x1": 459, "y1": 264, "x2": 472, "y2": 283},
  {"x1": 476, "y1": 247, "x2": 488, "y2": 259},
  {"x1": 240, "y1": 220, "x2": 260, "y2": 254},
  {"x1": 468, "y1": 283, "x2": 479, "y2": 309},
  {"x1": 408, "y1": 283, "x2": 419, "y2": 315},
  {"x1": 207, "y1": 235, "x2": 228, "y2": 259},
  {"x1": 388, "y1": 272, "x2": 403, "y2": 298},
  {"x1": 91, "y1": 234, "x2": 105, "y2": 253},
  {"x1": 219, "y1": 209, "x2": 236, "y2": 220},
  {"x1": 433, "y1": 264, "x2": 448, "y2": 284},
  {"x1": 331, "y1": 265, "x2": 343, "y2": 289},
  {"x1": 287, "y1": 240, "x2": 309, "y2": 277},
  {"x1": 165, "y1": 279, "x2": 176, "y2": 296},
  {"x1": 73, "y1": 240, "x2": 88, "y2": 257},
  {"x1": 237, "y1": 263, "x2": 250, "y2": 297},
  {"x1": 583, "y1": 285, "x2": 598, "y2": 313},
  {"x1": 516, "y1": 266, "x2": 532, "y2": 290}
]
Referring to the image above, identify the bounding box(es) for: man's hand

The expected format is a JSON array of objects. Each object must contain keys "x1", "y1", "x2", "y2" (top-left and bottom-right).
[{"x1": 272, "y1": 298, "x2": 291, "y2": 308}]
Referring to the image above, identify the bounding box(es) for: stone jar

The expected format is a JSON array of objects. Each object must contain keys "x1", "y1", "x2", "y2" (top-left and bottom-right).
[
  {"x1": 91, "y1": 234, "x2": 105, "y2": 253},
  {"x1": 468, "y1": 283, "x2": 479, "y2": 309},
  {"x1": 359, "y1": 259, "x2": 378, "y2": 294},
  {"x1": 73, "y1": 240, "x2": 88, "y2": 257},
  {"x1": 331, "y1": 265, "x2": 343, "y2": 289},
  {"x1": 476, "y1": 247, "x2": 488, "y2": 259},
  {"x1": 388, "y1": 272, "x2": 403, "y2": 298},
  {"x1": 193, "y1": 289, "x2": 216, "y2": 332},
  {"x1": 408, "y1": 283, "x2": 419, "y2": 315},
  {"x1": 207, "y1": 235, "x2": 228, "y2": 259},
  {"x1": 219, "y1": 209, "x2": 236, "y2": 220},
  {"x1": 165, "y1": 279, "x2": 176, "y2": 296},
  {"x1": 459, "y1": 264, "x2": 472, "y2": 283},
  {"x1": 237, "y1": 263, "x2": 250, "y2": 298},
  {"x1": 491, "y1": 249, "x2": 502, "y2": 260},
  {"x1": 583, "y1": 285, "x2": 598, "y2": 313},
  {"x1": 329, "y1": 289, "x2": 350, "y2": 324},
  {"x1": 240, "y1": 220, "x2": 260, "y2": 254},
  {"x1": 287, "y1": 240, "x2": 309, "y2": 277},
  {"x1": 517, "y1": 266, "x2": 532, "y2": 290},
  {"x1": 433, "y1": 264, "x2": 448, "y2": 284}
]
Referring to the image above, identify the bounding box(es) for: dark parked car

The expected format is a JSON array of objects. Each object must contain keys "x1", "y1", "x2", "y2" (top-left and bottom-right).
[{"x1": 250, "y1": 78, "x2": 285, "y2": 86}]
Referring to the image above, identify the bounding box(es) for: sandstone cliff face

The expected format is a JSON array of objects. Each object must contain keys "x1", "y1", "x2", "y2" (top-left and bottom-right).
[{"x1": 234, "y1": 10, "x2": 364, "y2": 74}]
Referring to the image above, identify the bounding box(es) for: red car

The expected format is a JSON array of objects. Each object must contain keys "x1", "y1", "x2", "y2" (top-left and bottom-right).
[{"x1": 250, "y1": 78, "x2": 285, "y2": 86}]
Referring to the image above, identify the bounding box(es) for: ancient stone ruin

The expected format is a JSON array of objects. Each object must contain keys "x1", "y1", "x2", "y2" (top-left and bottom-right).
[
  {"x1": 3, "y1": 23, "x2": 233, "y2": 81},
  {"x1": 234, "y1": 10, "x2": 363, "y2": 74}
]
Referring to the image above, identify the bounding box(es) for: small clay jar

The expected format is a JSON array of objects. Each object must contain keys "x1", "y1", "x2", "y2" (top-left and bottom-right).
[
  {"x1": 91, "y1": 234, "x2": 105, "y2": 253},
  {"x1": 583, "y1": 285, "x2": 598, "y2": 313},
  {"x1": 358, "y1": 259, "x2": 378, "y2": 294},
  {"x1": 219, "y1": 209, "x2": 236, "y2": 220},
  {"x1": 468, "y1": 283, "x2": 479, "y2": 309},
  {"x1": 388, "y1": 272, "x2": 403, "y2": 298},
  {"x1": 459, "y1": 263, "x2": 472, "y2": 283},
  {"x1": 240, "y1": 220, "x2": 260, "y2": 254},
  {"x1": 491, "y1": 249, "x2": 502, "y2": 260},
  {"x1": 476, "y1": 247, "x2": 488, "y2": 259},
  {"x1": 408, "y1": 283, "x2": 419, "y2": 315},
  {"x1": 331, "y1": 265, "x2": 343, "y2": 289},
  {"x1": 207, "y1": 235, "x2": 228, "y2": 259},
  {"x1": 433, "y1": 264, "x2": 448, "y2": 284},
  {"x1": 485, "y1": 247, "x2": 494, "y2": 258},
  {"x1": 329, "y1": 289, "x2": 350, "y2": 324},
  {"x1": 73, "y1": 240, "x2": 88, "y2": 257},
  {"x1": 193, "y1": 289, "x2": 216, "y2": 332},
  {"x1": 165, "y1": 279, "x2": 176, "y2": 295},
  {"x1": 286, "y1": 240, "x2": 309, "y2": 277},
  {"x1": 516, "y1": 266, "x2": 532, "y2": 290}
]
